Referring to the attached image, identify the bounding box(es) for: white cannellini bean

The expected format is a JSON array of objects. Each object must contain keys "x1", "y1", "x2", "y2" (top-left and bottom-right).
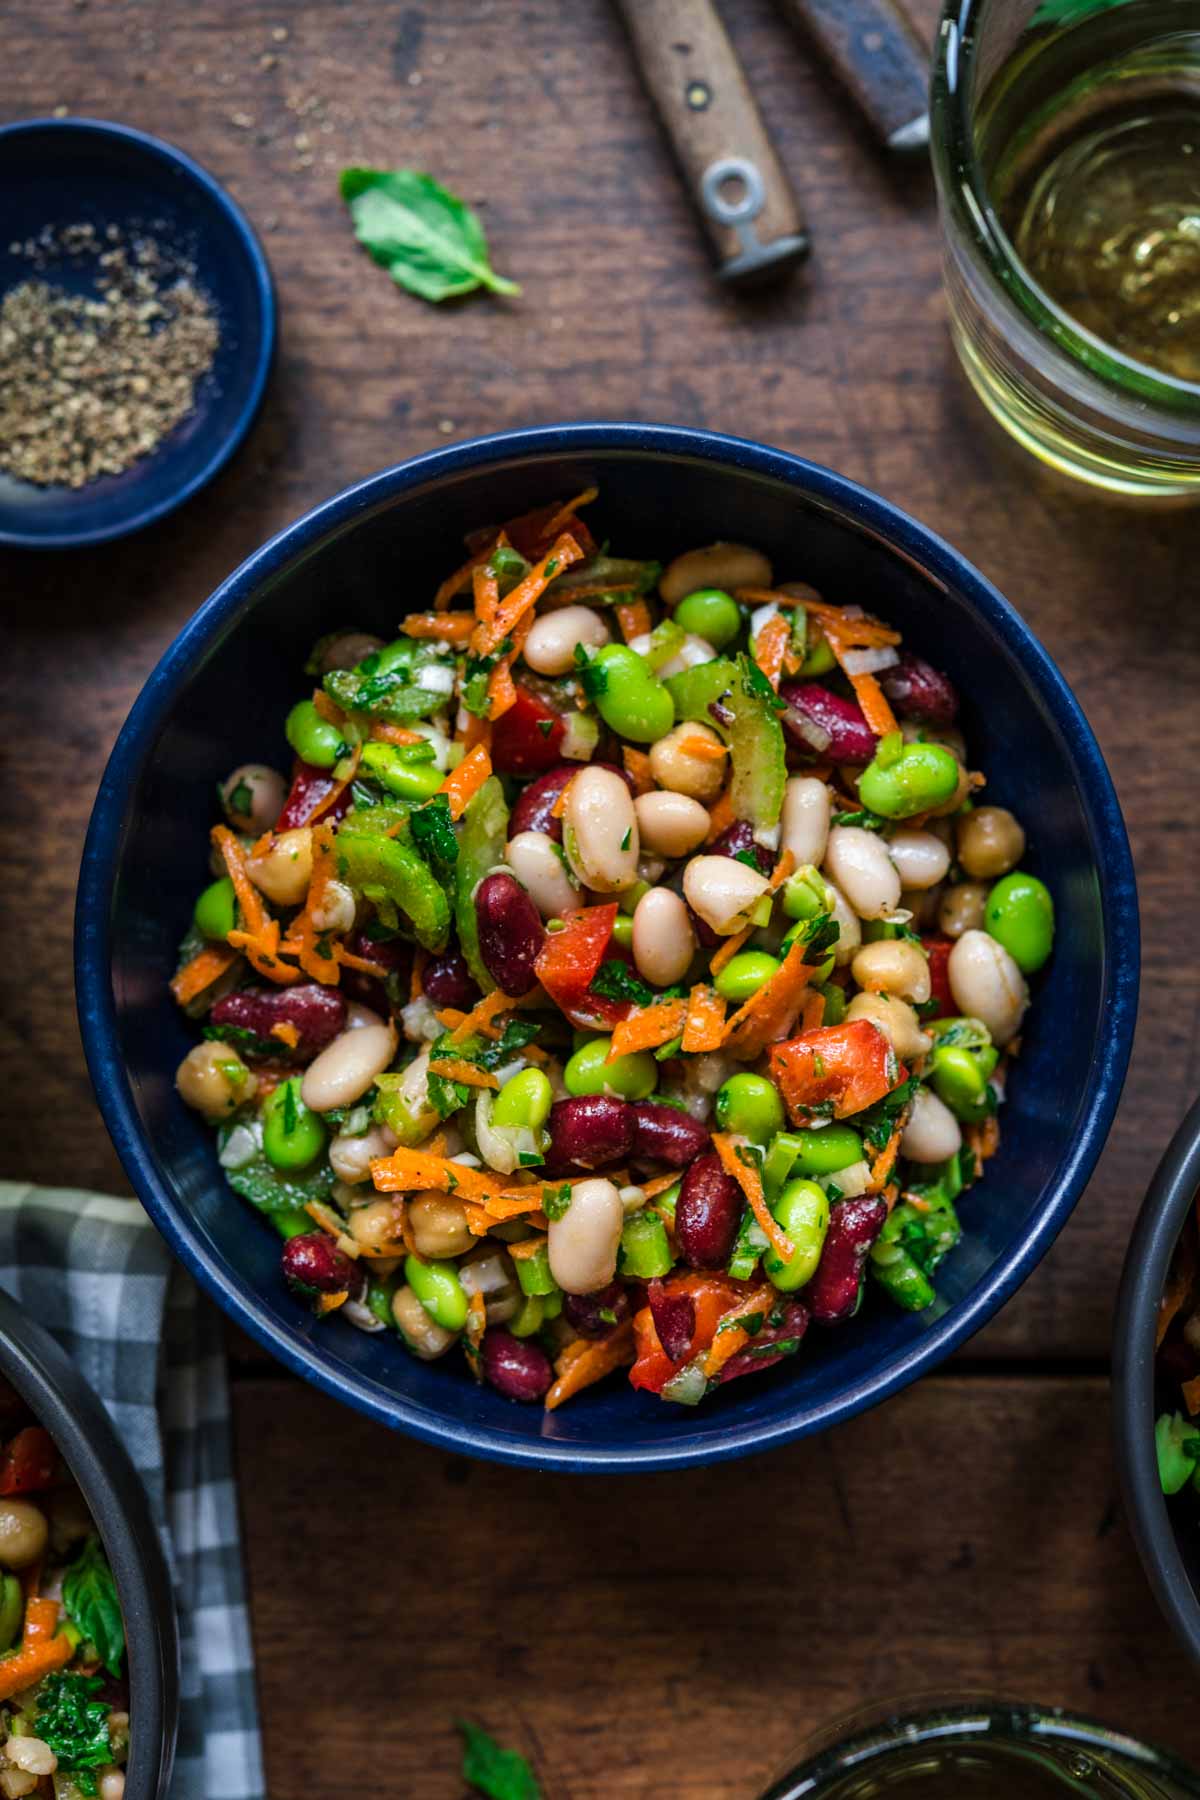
[
  {"x1": 301, "y1": 1012, "x2": 398, "y2": 1112},
  {"x1": 522, "y1": 604, "x2": 610, "y2": 675},
  {"x1": 328, "y1": 1122, "x2": 398, "y2": 1184},
  {"x1": 683, "y1": 854, "x2": 770, "y2": 935},
  {"x1": 392, "y1": 1284, "x2": 457, "y2": 1359},
  {"x1": 632, "y1": 887, "x2": 696, "y2": 987},
  {"x1": 886, "y1": 828, "x2": 951, "y2": 891},
  {"x1": 547, "y1": 1178, "x2": 624, "y2": 1294},
  {"x1": 844, "y1": 992, "x2": 931, "y2": 1062},
  {"x1": 823, "y1": 825, "x2": 902, "y2": 921},
  {"x1": 506, "y1": 829, "x2": 579, "y2": 918},
  {"x1": 851, "y1": 939, "x2": 931, "y2": 1005},
  {"x1": 562, "y1": 765, "x2": 639, "y2": 893},
  {"x1": 901, "y1": 1087, "x2": 963, "y2": 1163},
  {"x1": 634, "y1": 790, "x2": 710, "y2": 859},
  {"x1": 825, "y1": 879, "x2": 862, "y2": 966},
  {"x1": 659, "y1": 541, "x2": 773, "y2": 605},
  {"x1": 948, "y1": 930, "x2": 1029, "y2": 1047},
  {"x1": 781, "y1": 776, "x2": 831, "y2": 868},
  {"x1": 648, "y1": 722, "x2": 727, "y2": 802},
  {"x1": 245, "y1": 827, "x2": 314, "y2": 908}
]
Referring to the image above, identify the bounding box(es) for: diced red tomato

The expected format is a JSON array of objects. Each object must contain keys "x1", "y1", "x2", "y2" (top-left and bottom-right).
[
  {"x1": 0, "y1": 1427, "x2": 57, "y2": 1495},
  {"x1": 277, "y1": 759, "x2": 354, "y2": 830},
  {"x1": 534, "y1": 904, "x2": 627, "y2": 1030},
  {"x1": 769, "y1": 1020, "x2": 904, "y2": 1123},
  {"x1": 503, "y1": 502, "x2": 597, "y2": 563},
  {"x1": 629, "y1": 1273, "x2": 746, "y2": 1394},
  {"x1": 490, "y1": 687, "x2": 566, "y2": 775},
  {"x1": 922, "y1": 934, "x2": 955, "y2": 1015}
]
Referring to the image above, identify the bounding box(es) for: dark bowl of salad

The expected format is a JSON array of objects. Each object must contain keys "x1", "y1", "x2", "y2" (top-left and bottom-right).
[
  {"x1": 76, "y1": 422, "x2": 1138, "y2": 1472},
  {"x1": 1113, "y1": 1096, "x2": 1200, "y2": 1667},
  {"x1": 0, "y1": 1288, "x2": 178, "y2": 1796}
]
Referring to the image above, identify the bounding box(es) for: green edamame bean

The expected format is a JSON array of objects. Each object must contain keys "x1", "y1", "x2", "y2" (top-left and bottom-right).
[
  {"x1": 272, "y1": 1207, "x2": 315, "y2": 1241},
  {"x1": 800, "y1": 635, "x2": 836, "y2": 677},
  {"x1": 404, "y1": 1254, "x2": 469, "y2": 1332},
  {"x1": 985, "y1": 871, "x2": 1054, "y2": 973},
  {"x1": 367, "y1": 1277, "x2": 398, "y2": 1329},
  {"x1": 714, "y1": 950, "x2": 780, "y2": 1003},
  {"x1": 509, "y1": 1293, "x2": 546, "y2": 1338},
  {"x1": 564, "y1": 1036, "x2": 657, "y2": 1101},
  {"x1": 763, "y1": 1178, "x2": 829, "y2": 1290},
  {"x1": 1156, "y1": 1412, "x2": 1198, "y2": 1495},
  {"x1": 492, "y1": 1067, "x2": 553, "y2": 1131},
  {"x1": 359, "y1": 741, "x2": 444, "y2": 801},
  {"x1": 592, "y1": 645, "x2": 675, "y2": 744},
  {"x1": 0, "y1": 1575, "x2": 22, "y2": 1653},
  {"x1": 715, "y1": 1073, "x2": 784, "y2": 1143},
  {"x1": 929, "y1": 1043, "x2": 998, "y2": 1121},
  {"x1": 619, "y1": 1209, "x2": 673, "y2": 1279},
  {"x1": 193, "y1": 876, "x2": 236, "y2": 941},
  {"x1": 285, "y1": 698, "x2": 343, "y2": 770},
  {"x1": 786, "y1": 1124, "x2": 864, "y2": 1177},
  {"x1": 261, "y1": 1078, "x2": 326, "y2": 1171},
  {"x1": 781, "y1": 865, "x2": 828, "y2": 921},
  {"x1": 858, "y1": 741, "x2": 960, "y2": 820},
  {"x1": 515, "y1": 1241, "x2": 558, "y2": 1297},
  {"x1": 674, "y1": 587, "x2": 741, "y2": 650},
  {"x1": 611, "y1": 913, "x2": 634, "y2": 947}
]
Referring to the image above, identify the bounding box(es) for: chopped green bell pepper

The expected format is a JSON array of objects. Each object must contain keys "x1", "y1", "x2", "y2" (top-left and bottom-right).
[{"x1": 337, "y1": 805, "x2": 451, "y2": 950}]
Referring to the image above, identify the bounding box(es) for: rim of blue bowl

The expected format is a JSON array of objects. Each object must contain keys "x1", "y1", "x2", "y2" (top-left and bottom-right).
[
  {"x1": 0, "y1": 117, "x2": 276, "y2": 550},
  {"x1": 1112, "y1": 1094, "x2": 1200, "y2": 1668},
  {"x1": 75, "y1": 422, "x2": 1140, "y2": 1472}
]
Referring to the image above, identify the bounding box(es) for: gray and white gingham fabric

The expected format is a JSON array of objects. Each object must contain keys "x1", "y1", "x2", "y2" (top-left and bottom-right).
[{"x1": 0, "y1": 1183, "x2": 265, "y2": 1800}]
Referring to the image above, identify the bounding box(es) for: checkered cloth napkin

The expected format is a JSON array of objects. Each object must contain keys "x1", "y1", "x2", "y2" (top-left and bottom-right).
[{"x1": 0, "y1": 1182, "x2": 265, "y2": 1800}]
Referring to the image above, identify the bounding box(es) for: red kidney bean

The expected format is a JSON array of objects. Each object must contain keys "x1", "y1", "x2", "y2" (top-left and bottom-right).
[
  {"x1": 421, "y1": 947, "x2": 481, "y2": 1010},
  {"x1": 544, "y1": 1096, "x2": 634, "y2": 1173},
  {"x1": 276, "y1": 759, "x2": 354, "y2": 831},
  {"x1": 337, "y1": 928, "x2": 411, "y2": 1015},
  {"x1": 490, "y1": 687, "x2": 566, "y2": 775},
  {"x1": 881, "y1": 652, "x2": 959, "y2": 726},
  {"x1": 709, "y1": 820, "x2": 774, "y2": 875},
  {"x1": 509, "y1": 762, "x2": 634, "y2": 842},
  {"x1": 209, "y1": 984, "x2": 347, "y2": 1061},
  {"x1": 281, "y1": 1233, "x2": 363, "y2": 1302},
  {"x1": 475, "y1": 872, "x2": 545, "y2": 995},
  {"x1": 780, "y1": 682, "x2": 876, "y2": 765},
  {"x1": 563, "y1": 1282, "x2": 632, "y2": 1338},
  {"x1": 716, "y1": 1300, "x2": 809, "y2": 1385},
  {"x1": 675, "y1": 1153, "x2": 742, "y2": 1269},
  {"x1": 481, "y1": 1329, "x2": 553, "y2": 1402},
  {"x1": 630, "y1": 1102, "x2": 711, "y2": 1169},
  {"x1": 803, "y1": 1196, "x2": 887, "y2": 1323},
  {"x1": 647, "y1": 1280, "x2": 696, "y2": 1364}
]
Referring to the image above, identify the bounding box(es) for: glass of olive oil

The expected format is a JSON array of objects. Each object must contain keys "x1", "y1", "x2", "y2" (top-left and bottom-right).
[
  {"x1": 757, "y1": 1701, "x2": 1200, "y2": 1799},
  {"x1": 930, "y1": 0, "x2": 1200, "y2": 498}
]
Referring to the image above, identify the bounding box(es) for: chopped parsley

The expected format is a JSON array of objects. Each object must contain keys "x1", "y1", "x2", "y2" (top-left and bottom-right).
[
  {"x1": 34, "y1": 1674, "x2": 112, "y2": 1795},
  {"x1": 457, "y1": 1720, "x2": 542, "y2": 1800},
  {"x1": 620, "y1": 828, "x2": 632, "y2": 851},
  {"x1": 589, "y1": 960, "x2": 682, "y2": 1009},
  {"x1": 858, "y1": 1074, "x2": 920, "y2": 1152},
  {"x1": 410, "y1": 794, "x2": 459, "y2": 872},
  {"x1": 225, "y1": 778, "x2": 253, "y2": 818},
  {"x1": 732, "y1": 848, "x2": 761, "y2": 869},
  {"x1": 535, "y1": 717, "x2": 554, "y2": 737},
  {"x1": 833, "y1": 808, "x2": 888, "y2": 832},
  {"x1": 203, "y1": 1023, "x2": 280, "y2": 1060},
  {"x1": 282, "y1": 1080, "x2": 298, "y2": 1135},
  {"x1": 574, "y1": 642, "x2": 609, "y2": 698},
  {"x1": 542, "y1": 1183, "x2": 572, "y2": 1220}
]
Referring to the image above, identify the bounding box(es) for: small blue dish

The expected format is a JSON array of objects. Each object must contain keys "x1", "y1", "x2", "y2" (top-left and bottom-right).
[
  {"x1": 0, "y1": 118, "x2": 275, "y2": 549},
  {"x1": 76, "y1": 424, "x2": 1139, "y2": 1473}
]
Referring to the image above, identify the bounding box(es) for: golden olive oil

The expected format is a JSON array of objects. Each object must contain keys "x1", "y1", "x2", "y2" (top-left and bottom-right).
[{"x1": 801, "y1": 1736, "x2": 1183, "y2": 1798}]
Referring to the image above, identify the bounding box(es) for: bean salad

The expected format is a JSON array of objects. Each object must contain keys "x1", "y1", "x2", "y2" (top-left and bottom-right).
[
  {"x1": 170, "y1": 491, "x2": 1054, "y2": 1410},
  {"x1": 1155, "y1": 1200, "x2": 1200, "y2": 1503}
]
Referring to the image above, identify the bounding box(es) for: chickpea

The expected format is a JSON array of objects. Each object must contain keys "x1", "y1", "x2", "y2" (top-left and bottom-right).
[
  {"x1": 408, "y1": 1192, "x2": 475, "y2": 1259},
  {"x1": 1, "y1": 1771, "x2": 39, "y2": 1798},
  {"x1": 506, "y1": 830, "x2": 579, "y2": 919},
  {"x1": 523, "y1": 605, "x2": 609, "y2": 676},
  {"x1": 220, "y1": 763, "x2": 286, "y2": 834},
  {"x1": 634, "y1": 791, "x2": 710, "y2": 859},
  {"x1": 309, "y1": 877, "x2": 356, "y2": 936},
  {"x1": 392, "y1": 1284, "x2": 457, "y2": 1359},
  {"x1": 851, "y1": 939, "x2": 931, "y2": 1005},
  {"x1": 0, "y1": 1500, "x2": 47, "y2": 1571},
  {"x1": 901, "y1": 1087, "x2": 963, "y2": 1163},
  {"x1": 632, "y1": 887, "x2": 696, "y2": 988},
  {"x1": 175, "y1": 1041, "x2": 256, "y2": 1121},
  {"x1": 683, "y1": 854, "x2": 770, "y2": 935},
  {"x1": 659, "y1": 541, "x2": 772, "y2": 606},
  {"x1": 648, "y1": 722, "x2": 727, "y2": 803},
  {"x1": 346, "y1": 1196, "x2": 405, "y2": 1252},
  {"x1": 246, "y1": 827, "x2": 314, "y2": 908},
  {"x1": 317, "y1": 631, "x2": 385, "y2": 674},
  {"x1": 99, "y1": 1772, "x2": 127, "y2": 1800},
  {"x1": 844, "y1": 992, "x2": 932, "y2": 1063},
  {"x1": 3, "y1": 1741, "x2": 55, "y2": 1777},
  {"x1": 902, "y1": 884, "x2": 943, "y2": 929},
  {"x1": 956, "y1": 806, "x2": 1026, "y2": 879},
  {"x1": 939, "y1": 880, "x2": 989, "y2": 938}
]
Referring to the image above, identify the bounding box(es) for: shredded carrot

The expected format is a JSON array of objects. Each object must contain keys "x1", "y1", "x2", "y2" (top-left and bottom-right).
[
  {"x1": 330, "y1": 944, "x2": 388, "y2": 978},
  {"x1": 799, "y1": 988, "x2": 826, "y2": 1034},
  {"x1": 271, "y1": 1020, "x2": 300, "y2": 1050},
  {"x1": 721, "y1": 932, "x2": 823, "y2": 1060},
  {"x1": 410, "y1": 947, "x2": 427, "y2": 1003},
  {"x1": 702, "y1": 1287, "x2": 775, "y2": 1380},
  {"x1": 439, "y1": 743, "x2": 493, "y2": 821},
  {"x1": 486, "y1": 610, "x2": 534, "y2": 720},
  {"x1": 712, "y1": 1132, "x2": 795, "y2": 1265},
  {"x1": 545, "y1": 1320, "x2": 635, "y2": 1411},
  {"x1": 753, "y1": 612, "x2": 791, "y2": 692},
  {"x1": 370, "y1": 1147, "x2": 506, "y2": 1203},
  {"x1": 1184, "y1": 1374, "x2": 1200, "y2": 1419},
  {"x1": 616, "y1": 597, "x2": 651, "y2": 643},
  {"x1": 679, "y1": 733, "x2": 728, "y2": 762},
  {"x1": 472, "y1": 558, "x2": 500, "y2": 632},
  {"x1": 735, "y1": 589, "x2": 901, "y2": 647},
  {"x1": 428, "y1": 1057, "x2": 500, "y2": 1090},
  {"x1": 640, "y1": 1171, "x2": 682, "y2": 1200},
  {"x1": 508, "y1": 1234, "x2": 551, "y2": 1259},
  {"x1": 823, "y1": 626, "x2": 899, "y2": 738},
  {"x1": 0, "y1": 1633, "x2": 73, "y2": 1701},
  {"x1": 446, "y1": 987, "x2": 514, "y2": 1046},
  {"x1": 22, "y1": 1597, "x2": 59, "y2": 1645},
  {"x1": 550, "y1": 782, "x2": 572, "y2": 820},
  {"x1": 311, "y1": 689, "x2": 347, "y2": 727},
  {"x1": 304, "y1": 1200, "x2": 362, "y2": 1261},
  {"x1": 402, "y1": 612, "x2": 476, "y2": 644},
  {"x1": 472, "y1": 533, "x2": 585, "y2": 656},
  {"x1": 433, "y1": 539, "x2": 499, "y2": 611},
  {"x1": 868, "y1": 1124, "x2": 904, "y2": 1194},
  {"x1": 212, "y1": 826, "x2": 300, "y2": 986},
  {"x1": 458, "y1": 712, "x2": 493, "y2": 755},
  {"x1": 170, "y1": 943, "x2": 238, "y2": 1006},
  {"x1": 315, "y1": 1291, "x2": 349, "y2": 1315},
  {"x1": 964, "y1": 1114, "x2": 1001, "y2": 1164},
  {"x1": 542, "y1": 486, "x2": 599, "y2": 541},
  {"x1": 621, "y1": 747, "x2": 654, "y2": 795},
  {"x1": 705, "y1": 787, "x2": 735, "y2": 843},
  {"x1": 280, "y1": 820, "x2": 340, "y2": 984},
  {"x1": 369, "y1": 721, "x2": 425, "y2": 746},
  {"x1": 466, "y1": 1288, "x2": 487, "y2": 1369},
  {"x1": 681, "y1": 984, "x2": 726, "y2": 1053},
  {"x1": 607, "y1": 998, "x2": 687, "y2": 1060}
]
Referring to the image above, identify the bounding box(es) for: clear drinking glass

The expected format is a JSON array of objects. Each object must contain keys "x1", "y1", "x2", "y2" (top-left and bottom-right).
[
  {"x1": 757, "y1": 1699, "x2": 1200, "y2": 1799},
  {"x1": 929, "y1": 0, "x2": 1200, "y2": 499}
]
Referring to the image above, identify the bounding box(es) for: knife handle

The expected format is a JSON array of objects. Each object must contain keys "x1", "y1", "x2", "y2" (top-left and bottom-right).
[
  {"x1": 614, "y1": 0, "x2": 809, "y2": 286},
  {"x1": 774, "y1": 0, "x2": 930, "y2": 153}
]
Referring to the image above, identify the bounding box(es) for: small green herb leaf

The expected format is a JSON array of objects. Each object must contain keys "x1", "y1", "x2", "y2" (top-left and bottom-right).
[
  {"x1": 62, "y1": 1537, "x2": 125, "y2": 1677},
  {"x1": 457, "y1": 1720, "x2": 542, "y2": 1800},
  {"x1": 34, "y1": 1674, "x2": 112, "y2": 1793},
  {"x1": 340, "y1": 168, "x2": 520, "y2": 303}
]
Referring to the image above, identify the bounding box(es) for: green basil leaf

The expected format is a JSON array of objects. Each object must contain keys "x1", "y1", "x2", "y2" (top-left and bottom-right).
[
  {"x1": 62, "y1": 1536, "x2": 125, "y2": 1676},
  {"x1": 340, "y1": 168, "x2": 520, "y2": 303}
]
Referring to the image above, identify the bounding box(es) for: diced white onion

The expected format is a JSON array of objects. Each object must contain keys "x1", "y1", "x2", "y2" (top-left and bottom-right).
[
  {"x1": 787, "y1": 707, "x2": 832, "y2": 753},
  {"x1": 416, "y1": 663, "x2": 456, "y2": 694},
  {"x1": 827, "y1": 1159, "x2": 873, "y2": 1197},
  {"x1": 841, "y1": 646, "x2": 899, "y2": 676},
  {"x1": 561, "y1": 711, "x2": 600, "y2": 761},
  {"x1": 218, "y1": 1123, "x2": 260, "y2": 1170}
]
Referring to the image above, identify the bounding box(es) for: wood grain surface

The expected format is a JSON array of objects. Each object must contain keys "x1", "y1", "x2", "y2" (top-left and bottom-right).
[{"x1": 2, "y1": 0, "x2": 1198, "y2": 1791}]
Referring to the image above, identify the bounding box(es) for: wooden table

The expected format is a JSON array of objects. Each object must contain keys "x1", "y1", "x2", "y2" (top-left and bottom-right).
[{"x1": 5, "y1": 1, "x2": 1199, "y2": 1793}]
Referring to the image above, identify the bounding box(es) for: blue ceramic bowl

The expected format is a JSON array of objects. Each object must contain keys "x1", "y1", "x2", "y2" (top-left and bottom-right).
[
  {"x1": 76, "y1": 424, "x2": 1139, "y2": 1472},
  {"x1": 0, "y1": 118, "x2": 275, "y2": 548}
]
